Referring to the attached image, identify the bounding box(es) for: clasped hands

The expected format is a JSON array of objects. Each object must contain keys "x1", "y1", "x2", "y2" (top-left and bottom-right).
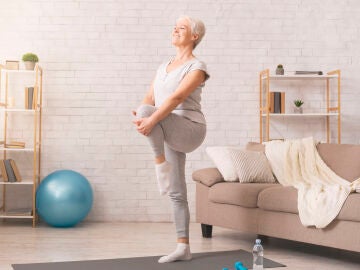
[{"x1": 132, "y1": 110, "x2": 156, "y2": 136}]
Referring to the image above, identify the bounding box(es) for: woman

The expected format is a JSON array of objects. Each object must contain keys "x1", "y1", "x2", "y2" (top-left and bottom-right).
[{"x1": 132, "y1": 16, "x2": 209, "y2": 263}]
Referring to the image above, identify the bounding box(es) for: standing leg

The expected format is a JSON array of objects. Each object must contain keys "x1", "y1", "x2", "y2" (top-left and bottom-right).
[
  {"x1": 166, "y1": 145, "x2": 189, "y2": 240},
  {"x1": 158, "y1": 145, "x2": 192, "y2": 263}
]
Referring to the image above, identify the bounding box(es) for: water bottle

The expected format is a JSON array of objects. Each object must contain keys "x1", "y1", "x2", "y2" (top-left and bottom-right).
[{"x1": 252, "y1": 239, "x2": 264, "y2": 270}]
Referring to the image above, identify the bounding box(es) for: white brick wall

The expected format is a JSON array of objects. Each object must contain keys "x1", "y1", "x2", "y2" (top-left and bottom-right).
[{"x1": 0, "y1": 0, "x2": 360, "y2": 222}]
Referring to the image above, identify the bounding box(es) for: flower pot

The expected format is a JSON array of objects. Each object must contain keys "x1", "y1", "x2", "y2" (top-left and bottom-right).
[
  {"x1": 294, "y1": 107, "x2": 303, "y2": 114},
  {"x1": 24, "y1": 61, "x2": 36, "y2": 70},
  {"x1": 276, "y1": 67, "x2": 284, "y2": 75}
]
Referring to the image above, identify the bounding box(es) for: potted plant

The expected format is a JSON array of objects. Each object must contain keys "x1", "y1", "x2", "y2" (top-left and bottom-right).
[
  {"x1": 293, "y1": 99, "x2": 304, "y2": 113},
  {"x1": 276, "y1": 64, "x2": 284, "y2": 75},
  {"x1": 22, "y1": 53, "x2": 39, "y2": 70}
]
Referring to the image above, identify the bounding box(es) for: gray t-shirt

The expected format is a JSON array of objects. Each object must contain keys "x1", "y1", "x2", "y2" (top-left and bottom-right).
[{"x1": 153, "y1": 58, "x2": 209, "y2": 124}]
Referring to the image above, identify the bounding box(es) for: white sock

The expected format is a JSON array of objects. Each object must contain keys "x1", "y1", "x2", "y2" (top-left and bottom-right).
[
  {"x1": 155, "y1": 161, "x2": 171, "y2": 195},
  {"x1": 158, "y1": 243, "x2": 192, "y2": 263}
]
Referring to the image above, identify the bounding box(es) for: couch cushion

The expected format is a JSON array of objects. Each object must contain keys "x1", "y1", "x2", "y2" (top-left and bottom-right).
[
  {"x1": 258, "y1": 186, "x2": 360, "y2": 222},
  {"x1": 209, "y1": 182, "x2": 279, "y2": 208},
  {"x1": 192, "y1": 168, "x2": 224, "y2": 187},
  {"x1": 246, "y1": 142, "x2": 360, "y2": 182},
  {"x1": 258, "y1": 186, "x2": 298, "y2": 214},
  {"x1": 246, "y1": 142, "x2": 265, "y2": 152},
  {"x1": 317, "y1": 143, "x2": 360, "y2": 182},
  {"x1": 338, "y1": 193, "x2": 360, "y2": 222}
]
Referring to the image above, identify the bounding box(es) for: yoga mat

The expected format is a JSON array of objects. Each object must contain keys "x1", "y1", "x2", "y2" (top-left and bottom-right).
[{"x1": 12, "y1": 249, "x2": 285, "y2": 270}]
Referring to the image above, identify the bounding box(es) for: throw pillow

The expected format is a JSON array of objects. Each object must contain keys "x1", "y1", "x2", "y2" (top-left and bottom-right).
[
  {"x1": 228, "y1": 148, "x2": 276, "y2": 183},
  {"x1": 206, "y1": 147, "x2": 239, "y2": 181}
]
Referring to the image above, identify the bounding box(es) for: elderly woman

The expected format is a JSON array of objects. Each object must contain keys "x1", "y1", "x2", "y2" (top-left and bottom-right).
[{"x1": 133, "y1": 16, "x2": 209, "y2": 263}]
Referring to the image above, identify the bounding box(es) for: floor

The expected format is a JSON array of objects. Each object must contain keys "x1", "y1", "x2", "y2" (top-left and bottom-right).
[{"x1": 0, "y1": 221, "x2": 359, "y2": 270}]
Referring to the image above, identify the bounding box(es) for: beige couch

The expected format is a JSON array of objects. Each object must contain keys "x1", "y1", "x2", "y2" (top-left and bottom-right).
[{"x1": 192, "y1": 142, "x2": 360, "y2": 252}]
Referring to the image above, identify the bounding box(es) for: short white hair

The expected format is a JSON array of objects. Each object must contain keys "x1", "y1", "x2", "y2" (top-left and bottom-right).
[{"x1": 177, "y1": 16, "x2": 206, "y2": 49}]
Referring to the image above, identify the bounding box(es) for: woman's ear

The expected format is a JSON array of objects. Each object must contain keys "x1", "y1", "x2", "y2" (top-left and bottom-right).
[{"x1": 192, "y1": 34, "x2": 199, "y2": 42}]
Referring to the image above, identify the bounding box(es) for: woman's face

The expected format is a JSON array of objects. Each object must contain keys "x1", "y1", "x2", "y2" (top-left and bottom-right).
[{"x1": 171, "y1": 18, "x2": 196, "y2": 48}]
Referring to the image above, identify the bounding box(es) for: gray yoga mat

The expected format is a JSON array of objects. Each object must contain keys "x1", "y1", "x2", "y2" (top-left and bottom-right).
[{"x1": 12, "y1": 249, "x2": 285, "y2": 270}]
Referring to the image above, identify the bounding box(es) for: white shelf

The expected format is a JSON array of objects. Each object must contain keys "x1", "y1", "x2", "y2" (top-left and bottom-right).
[
  {"x1": 0, "y1": 69, "x2": 35, "y2": 74},
  {"x1": 263, "y1": 74, "x2": 338, "y2": 80},
  {"x1": 1, "y1": 108, "x2": 38, "y2": 113},
  {"x1": 0, "y1": 212, "x2": 33, "y2": 219},
  {"x1": 0, "y1": 181, "x2": 34, "y2": 185},
  {"x1": 0, "y1": 147, "x2": 36, "y2": 152},
  {"x1": 262, "y1": 112, "x2": 339, "y2": 117}
]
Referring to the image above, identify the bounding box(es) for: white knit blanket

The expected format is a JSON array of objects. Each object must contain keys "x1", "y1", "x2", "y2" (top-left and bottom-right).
[{"x1": 264, "y1": 137, "x2": 360, "y2": 228}]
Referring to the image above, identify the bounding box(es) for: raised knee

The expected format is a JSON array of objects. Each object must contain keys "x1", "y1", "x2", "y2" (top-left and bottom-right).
[{"x1": 136, "y1": 104, "x2": 156, "y2": 118}]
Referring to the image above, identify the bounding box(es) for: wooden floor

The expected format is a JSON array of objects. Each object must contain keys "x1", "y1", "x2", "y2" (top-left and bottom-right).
[{"x1": 0, "y1": 221, "x2": 359, "y2": 269}]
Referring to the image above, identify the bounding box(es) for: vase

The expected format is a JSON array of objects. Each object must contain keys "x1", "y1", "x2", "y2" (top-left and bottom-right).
[
  {"x1": 24, "y1": 61, "x2": 35, "y2": 70},
  {"x1": 294, "y1": 107, "x2": 303, "y2": 114}
]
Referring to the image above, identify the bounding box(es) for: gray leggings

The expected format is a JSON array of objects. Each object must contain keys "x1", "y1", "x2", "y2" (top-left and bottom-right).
[{"x1": 136, "y1": 104, "x2": 206, "y2": 238}]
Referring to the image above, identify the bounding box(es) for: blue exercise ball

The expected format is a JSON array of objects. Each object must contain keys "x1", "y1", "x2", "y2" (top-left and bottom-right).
[{"x1": 36, "y1": 170, "x2": 93, "y2": 227}]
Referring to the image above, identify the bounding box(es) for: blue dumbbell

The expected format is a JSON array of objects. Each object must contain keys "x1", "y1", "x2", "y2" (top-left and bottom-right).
[{"x1": 234, "y1": 261, "x2": 248, "y2": 270}]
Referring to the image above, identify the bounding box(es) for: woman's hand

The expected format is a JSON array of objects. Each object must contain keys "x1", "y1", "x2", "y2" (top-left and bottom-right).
[{"x1": 132, "y1": 117, "x2": 156, "y2": 136}]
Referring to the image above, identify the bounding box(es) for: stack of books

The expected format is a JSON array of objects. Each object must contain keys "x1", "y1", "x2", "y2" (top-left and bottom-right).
[
  {"x1": 5, "y1": 208, "x2": 32, "y2": 216},
  {"x1": 25, "y1": 86, "x2": 38, "y2": 109},
  {"x1": 0, "y1": 159, "x2": 22, "y2": 182},
  {"x1": 0, "y1": 141, "x2": 26, "y2": 149},
  {"x1": 269, "y1": 92, "x2": 285, "y2": 113}
]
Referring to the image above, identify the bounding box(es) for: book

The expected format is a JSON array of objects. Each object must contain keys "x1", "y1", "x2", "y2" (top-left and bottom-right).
[
  {"x1": 5, "y1": 141, "x2": 25, "y2": 149},
  {"x1": 4, "y1": 159, "x2": 16, "y2": 182},
  {"x1": 274, "y1": 92, "x2": 281, "y2": 113},
  {"x1": 25, "y1": 87, "x2": 34, "y2": 109},
  {"x1": 32, "y1": 86, "x2": 38, "y2": 109},
  {"x1": 25, "y1": 87, "x2": 28, "y2": 108},
  {"x1": 5, "y1": 60, "x2": 19, "y2": 70},
  {"x1": 7, "y1": 141, "x2": 25, "y2": 146},
  {"x1": 10, "y1": 159, "x2": 22, "y2": 182},
  {"x1": 295, "y1": 71, "x2": 323, "y2": 75},
  {"x1": 269, "y1": 92, "x2": 275, "y2": 113},
  {"x1": 0, "y1": 160, "x2": 8, "y2": 182},
  {"x1": 281, "y1": 92, "x2": 286, "y2": 114},
  {"x1": 5, "y1": 145, "x2": 25, "y2": 149},
  {"x1": 28, "y1": 87, "x2": 34, "y2": 109},
  {"x1": 270, "y1": 92, "x2": 286, "y2": 114},
  {"x1": 5, "y1": 208, "x2": 32, "y2": 216}
]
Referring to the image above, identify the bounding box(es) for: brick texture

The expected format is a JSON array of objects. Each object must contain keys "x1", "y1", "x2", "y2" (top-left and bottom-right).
[{"x1": 0, "y1": 0, "x2": 359, "y2": 222}]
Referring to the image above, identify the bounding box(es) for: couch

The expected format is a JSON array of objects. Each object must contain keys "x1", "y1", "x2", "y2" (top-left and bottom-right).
[{"x1": 192, "y1": 142, "x2": 360, "y2": 252}]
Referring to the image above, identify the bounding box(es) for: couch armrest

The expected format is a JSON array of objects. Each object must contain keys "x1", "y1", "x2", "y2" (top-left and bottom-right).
[{"x1": 192, "y1": 168, "x2": 224, "y2": 187}]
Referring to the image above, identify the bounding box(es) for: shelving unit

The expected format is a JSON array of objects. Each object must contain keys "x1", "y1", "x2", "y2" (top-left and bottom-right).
[
  {"x1": 259, "y1": 69, "x2": 341, "y2": 143},
  {"x1": 0, "y1": 64, "x2": 43, "y2": 227}
]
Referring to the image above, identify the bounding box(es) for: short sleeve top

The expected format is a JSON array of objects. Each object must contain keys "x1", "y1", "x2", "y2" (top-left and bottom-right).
[{"x1": 153, "y1": 58, "x2": 209, "y2": 124}]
